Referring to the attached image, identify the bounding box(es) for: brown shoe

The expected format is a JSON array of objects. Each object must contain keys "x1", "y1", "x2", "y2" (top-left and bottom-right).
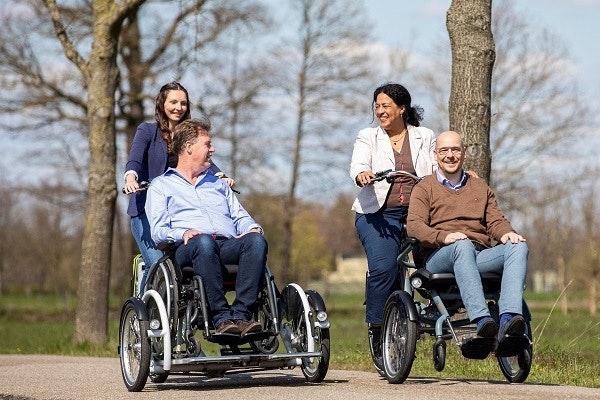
[
  {"x1": 216, "y1": 320, "x2": 240, "y2": 334},
  {"x1": 236, "y1": 320, "x2": 262, "y2": 336}
]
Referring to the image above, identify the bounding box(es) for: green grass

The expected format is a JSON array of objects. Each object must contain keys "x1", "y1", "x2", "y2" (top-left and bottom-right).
[
  {"x1": 327, "y1": 292, "x2": 600, "y2": 387},
  {"x1": 1, "y1": 292, "x2": 599, "y2": 387}
]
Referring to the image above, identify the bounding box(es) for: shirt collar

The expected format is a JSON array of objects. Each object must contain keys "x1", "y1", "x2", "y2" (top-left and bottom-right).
[{"x1": 436, "y1": 169, "x2": 467, "y2": 190}]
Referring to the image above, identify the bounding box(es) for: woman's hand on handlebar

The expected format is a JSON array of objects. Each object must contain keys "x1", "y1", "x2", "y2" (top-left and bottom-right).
[
  {"x1": 122, "y1": 174, "x2": 149, "y2": 194},
  {"x1": 123, "y1": 174, "x2": 139, "y2": 194},
  {"x1": 356, "y1": 171, "x2": 376, "y2": 187}
]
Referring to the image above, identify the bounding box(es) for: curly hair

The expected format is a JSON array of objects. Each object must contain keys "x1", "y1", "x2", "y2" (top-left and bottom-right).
[{"x1": 372, "y1": 83, "x2": 423, "y2": 127}]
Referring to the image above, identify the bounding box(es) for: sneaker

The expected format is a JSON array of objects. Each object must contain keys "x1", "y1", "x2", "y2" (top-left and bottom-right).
[
  {"x1": 498, "y1": 314, "x2": 526, "y2": 337},
  {"x1": 476, "y1": 316, "x2": 499, "y2": 338},
  {"x1": 236, "y1": 320, "x2": 261, "y2": 336},
  {"x1": 496, "y1": 314, "x2": 529, "y2": 357},
  {"x1": 216, "y1": 320, "x2": 240, "y2": 334}
]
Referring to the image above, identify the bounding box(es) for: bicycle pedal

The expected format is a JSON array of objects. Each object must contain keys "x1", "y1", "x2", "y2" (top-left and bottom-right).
[
  {"x1": 461, "y1": 336, "x2": 495, "y2": 359},
  {"x1": 495, "y1": 335, "x2": 530, "y2": 357}
]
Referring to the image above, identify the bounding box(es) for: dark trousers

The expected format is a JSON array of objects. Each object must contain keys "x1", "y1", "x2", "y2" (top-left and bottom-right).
[
  {"x1": 175, "y1": 232, "x2": 267, "y2": 327},
  {"x1": 355, "y1": 206, "x2": 407, "y2": 325}
]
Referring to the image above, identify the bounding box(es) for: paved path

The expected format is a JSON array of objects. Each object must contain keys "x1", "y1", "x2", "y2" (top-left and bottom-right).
[{"x1": 1, "y1": 355, "x2": 599, "y2": 400}]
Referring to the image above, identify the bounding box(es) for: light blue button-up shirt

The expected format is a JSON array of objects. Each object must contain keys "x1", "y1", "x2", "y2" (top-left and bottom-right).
[
  {"x1": 146, "y1": 168, "x2": 261, "y2": 245},
  {"x1": 436, "y1": 169, "x2": 467, "y2": 190}
]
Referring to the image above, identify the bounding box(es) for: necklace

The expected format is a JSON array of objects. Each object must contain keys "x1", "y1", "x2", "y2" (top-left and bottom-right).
[{"x1": 389, "y1": 129, "x2": 407, "y2": 145}]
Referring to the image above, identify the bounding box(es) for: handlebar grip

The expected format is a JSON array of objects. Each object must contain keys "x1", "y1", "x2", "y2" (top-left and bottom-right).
[
  {"x1": 369, "y1": 170, "x2": 422, "y2": 184},
  {"x1": 122, "y1": 181, "x2": 150, "y2": 194}
]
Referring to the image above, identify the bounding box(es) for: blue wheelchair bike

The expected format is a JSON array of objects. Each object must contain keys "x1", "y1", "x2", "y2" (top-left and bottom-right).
[
  {"x1": 366, "y1": 170, "x2": 533, "y2": 384},
  {"x1": 118, "y1": 237, "x2": 330, "y2": 391}
]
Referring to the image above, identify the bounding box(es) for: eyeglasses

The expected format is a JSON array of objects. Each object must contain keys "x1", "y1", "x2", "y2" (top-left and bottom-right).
[{"x1": 435, "y1": 146, "x2": 463, "y2": 156}]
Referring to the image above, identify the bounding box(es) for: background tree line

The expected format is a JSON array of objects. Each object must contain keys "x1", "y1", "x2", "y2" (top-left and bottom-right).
[{"x1": 0, "y1": 0, "x2": 597, "y2": 344}]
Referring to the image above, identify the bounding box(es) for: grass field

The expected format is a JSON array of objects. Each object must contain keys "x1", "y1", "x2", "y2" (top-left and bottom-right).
[{"x1": 1, "y1": 291, "x2": 599, "y2": 387}]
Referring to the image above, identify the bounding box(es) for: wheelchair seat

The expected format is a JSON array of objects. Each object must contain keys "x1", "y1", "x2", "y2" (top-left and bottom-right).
[
  {"x1": 179, "y1": 263, "x2": 239, "y2": 291},
  {"x1": 409, "y1": 267, "x2": 503, "y2": 298},
  {"x1": 158, "y1": 240, "x2": 240, "y2": 291},
  {"x1": 173, "y1": 261, "x2": 271, "y2": 345}
]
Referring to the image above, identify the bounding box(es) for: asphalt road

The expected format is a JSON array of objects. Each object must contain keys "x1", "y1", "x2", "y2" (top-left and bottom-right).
[{"x1": 1, "y1": 355, "x2": 599, "y2": 400}]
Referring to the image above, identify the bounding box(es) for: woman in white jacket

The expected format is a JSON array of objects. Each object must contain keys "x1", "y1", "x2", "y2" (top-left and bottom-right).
[{"x1": 350, "y1": 83, "x2": 436, "y2": 367}]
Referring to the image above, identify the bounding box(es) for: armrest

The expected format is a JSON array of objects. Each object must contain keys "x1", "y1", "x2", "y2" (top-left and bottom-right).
[{"x1": 157, "y1": 240, "x2": 177, "y2": 252}]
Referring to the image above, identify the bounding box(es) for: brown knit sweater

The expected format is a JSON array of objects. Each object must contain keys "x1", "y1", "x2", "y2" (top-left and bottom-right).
[{"x1": 407, "y1": 173, "x2": 514, "y2": 258}]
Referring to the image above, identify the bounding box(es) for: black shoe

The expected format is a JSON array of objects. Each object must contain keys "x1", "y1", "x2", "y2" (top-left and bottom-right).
[
  {"x1": 498, "y1": 315, "x2": 526, "y2": 337},
  {"x1": 368, "y1": 325, "x2": 382, "y2": 358},
  {"x1": 368, "y1": 325, "x2": 384, "y2": 376},
  {"x1": 476, "y1": 316, "x2": 499, "y2": 338},
  {"x1": 496, "y1": 315, "x2": 529, "y2": 357}
]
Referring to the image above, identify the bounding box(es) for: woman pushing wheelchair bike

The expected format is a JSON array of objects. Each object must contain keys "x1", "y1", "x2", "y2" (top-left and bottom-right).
[{"x1": 350, "y1": 83, "x2": 437, "y2": 373}]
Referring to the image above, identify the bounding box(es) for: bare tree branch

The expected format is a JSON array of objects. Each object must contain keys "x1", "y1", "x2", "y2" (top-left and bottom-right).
[{"x1": 42, "y1": 0, "x2": 89, "y2": 78}]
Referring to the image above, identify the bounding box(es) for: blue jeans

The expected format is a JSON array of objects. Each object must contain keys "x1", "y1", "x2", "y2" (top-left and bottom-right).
[
  {"x1": 426, "y1": 240, "x2": 528, "y2": 321},
  {"x1": 175, "y1": 233, "x2": 267, "y2": 327},
  {"x1": 355, "y1": 206, "x2": 407, "y2": 325},
  {"x1": 130, "y1": 213, "x2": 163, "y2": 295}
]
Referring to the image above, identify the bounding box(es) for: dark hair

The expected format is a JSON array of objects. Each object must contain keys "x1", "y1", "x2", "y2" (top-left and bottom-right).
[
  {"x1": 372, "y1": 83, "x2": 423, "y2": 127},
  {"x1": 155, "y1": 82, "x2": 192, "y2": 153},
  {"x1": 172, "y1": 117, "x2": 211, "y2": 156}
]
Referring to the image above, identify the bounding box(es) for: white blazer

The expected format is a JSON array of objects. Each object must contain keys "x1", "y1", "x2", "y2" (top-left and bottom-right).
[{"x1": 350, "y1": 125, "x2": 437, "y2": 214}]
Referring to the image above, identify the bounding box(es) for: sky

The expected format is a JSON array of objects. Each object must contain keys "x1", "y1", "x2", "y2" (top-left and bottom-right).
[
  {"x1": 2, "y1": 0, "x2": 599, "y2": 191},
  {"x1": 363, "y1": 0, "x2": 600, "y2": 113},
  {"x1": 359, "y1": 0, "x2": 600, "y2": 185}
]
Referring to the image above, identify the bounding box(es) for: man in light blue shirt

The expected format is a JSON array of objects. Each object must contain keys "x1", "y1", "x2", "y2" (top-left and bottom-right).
[{"x1": 147, "y1": 118, "x2": 266, "y2": 337}]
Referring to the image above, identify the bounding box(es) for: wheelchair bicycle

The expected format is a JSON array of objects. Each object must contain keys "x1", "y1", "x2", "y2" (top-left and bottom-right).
[
  {"x1": 366, "y1": 170, "x2": 533, "y2": 384},
  {"x1": 118, "y1": 241, "x2": 330, "y2": 392}
]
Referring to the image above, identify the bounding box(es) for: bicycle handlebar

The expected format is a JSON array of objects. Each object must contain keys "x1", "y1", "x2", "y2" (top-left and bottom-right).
[
  {"x1": 121, "y1": 180, "x2": 241, "y2": 194},
  {"x1": 369, "y1": 169, "x2": 422, "y2": 184},
  {"x1": 122, "y1": 181, "x2": 150, "y2": 194}
]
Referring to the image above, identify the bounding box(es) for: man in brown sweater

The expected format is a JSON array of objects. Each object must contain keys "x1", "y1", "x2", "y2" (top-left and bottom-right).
[{"x1": 407, "y1": 131, "x2": 529, "y2": 357}]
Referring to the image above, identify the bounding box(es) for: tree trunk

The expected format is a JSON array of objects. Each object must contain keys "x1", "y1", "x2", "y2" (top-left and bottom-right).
[
  {"x1": 446, "y1": 0, "x2": 495, "y2": 183},
  {"x1": 120, "y1": 13, "x2": 147, "y2": 273},
  {"x1": 72, "y1": 0, "x2": 137, "y2": 344}
]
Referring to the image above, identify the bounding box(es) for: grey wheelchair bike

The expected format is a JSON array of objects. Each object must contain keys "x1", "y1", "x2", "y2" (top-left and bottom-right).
[
  {"x1": 118, "y1": 240, "x2": 330, "y2": 392},
  {"x1": 366, "y1": 170, "x2": 533, "y2": 384}
]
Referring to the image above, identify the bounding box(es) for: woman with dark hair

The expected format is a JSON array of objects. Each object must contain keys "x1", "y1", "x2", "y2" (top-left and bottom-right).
[
  {"x1": 350, "y1": 83, "x2": 436, "y2": 369},
  {"x1": 123, "y1": 82, "x2": 233, "y2": 294}
]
